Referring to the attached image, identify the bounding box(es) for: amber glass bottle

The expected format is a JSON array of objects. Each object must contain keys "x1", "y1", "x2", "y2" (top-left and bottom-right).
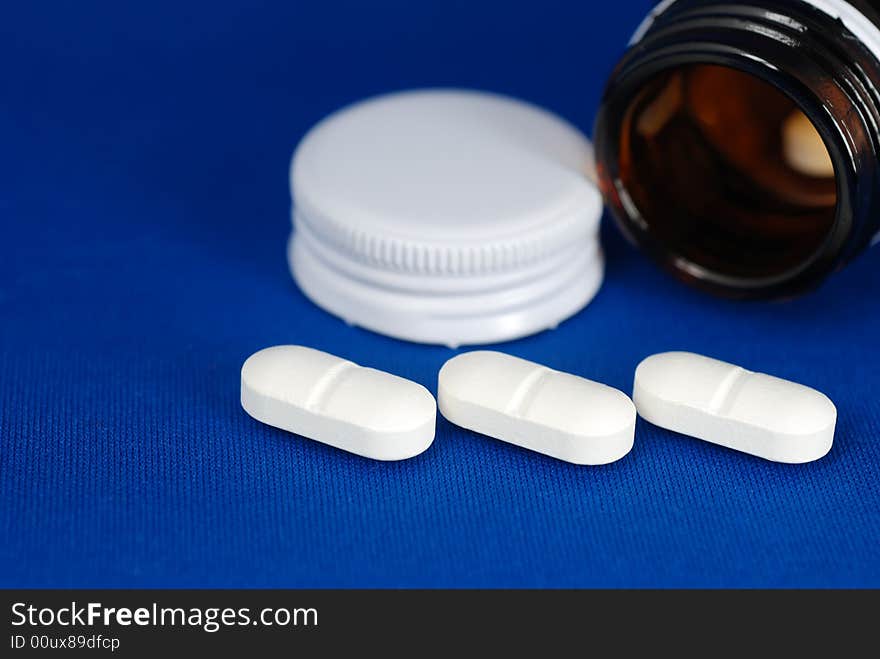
[{"x1": 594, "y1": 0, "x2": 880, "y2": 298}]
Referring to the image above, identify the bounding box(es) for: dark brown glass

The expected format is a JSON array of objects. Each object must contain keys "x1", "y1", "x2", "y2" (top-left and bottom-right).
[{"x1": 595, "y1": 0, "x2": 880, "y2": 298}]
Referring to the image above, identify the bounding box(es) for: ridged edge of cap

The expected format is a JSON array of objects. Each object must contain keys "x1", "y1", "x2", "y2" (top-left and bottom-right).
[
  {"x1": 292, "y1": 195, "x2": 600, "y2": 277},
  {"x1": 289, "y1": 229, "x2": 605, "y2": 346}
]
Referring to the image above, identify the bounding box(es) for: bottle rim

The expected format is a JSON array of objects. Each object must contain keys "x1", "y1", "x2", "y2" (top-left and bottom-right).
[{"x1": 595, "y1": 0, "x2": 880, "y2": 298}]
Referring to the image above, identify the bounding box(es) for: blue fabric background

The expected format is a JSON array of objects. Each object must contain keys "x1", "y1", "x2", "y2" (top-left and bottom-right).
[{"x1": 1, "y1": 0, "x2": 878, "y2": 588}]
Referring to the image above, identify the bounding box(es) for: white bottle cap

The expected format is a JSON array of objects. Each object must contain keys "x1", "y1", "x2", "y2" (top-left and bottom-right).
[{"x1": 289, "y1": 90, "x2": 603, "y2": 347}]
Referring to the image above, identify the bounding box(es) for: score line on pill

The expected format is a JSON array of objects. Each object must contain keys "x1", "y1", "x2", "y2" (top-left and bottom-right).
[
  {"x1": 633, "y1": 352, "x2": 836, "y2": 464},
  {"x1": 438, "y1": 351, "x2": 636, "y2": 465},
  {"x1": 241, "y1": 346, "x2": 436, "y2": 461}
]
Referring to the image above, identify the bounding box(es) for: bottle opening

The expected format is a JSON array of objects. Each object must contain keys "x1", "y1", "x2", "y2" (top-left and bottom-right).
[{"x1": 617, "y1": 64, "x2": 838, "y2": 284}]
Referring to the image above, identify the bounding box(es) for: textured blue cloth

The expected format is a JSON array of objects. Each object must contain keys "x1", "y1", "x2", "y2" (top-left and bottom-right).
[{"x1": 2, "y1": 0, "x2": 878, "y2": 589}]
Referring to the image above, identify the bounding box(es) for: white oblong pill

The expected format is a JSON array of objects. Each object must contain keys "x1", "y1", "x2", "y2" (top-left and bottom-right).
[
  {"x1": 241, "y1": 346, "x2": 436, "y2": 461},
  {"x1": 782, "y1": 109, "x2": 835, "y2": 178},
  {"x1": 438, "y1": 352, "x2": 636, "y2": 465},
  {"x1": 633, "y1": 352, "x2": 836, "y2": 464}
]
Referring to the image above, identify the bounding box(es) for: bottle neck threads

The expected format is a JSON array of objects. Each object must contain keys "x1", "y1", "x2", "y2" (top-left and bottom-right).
[{"x1": 595, "y1": 0, "x2": 880, "y2": 297}]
